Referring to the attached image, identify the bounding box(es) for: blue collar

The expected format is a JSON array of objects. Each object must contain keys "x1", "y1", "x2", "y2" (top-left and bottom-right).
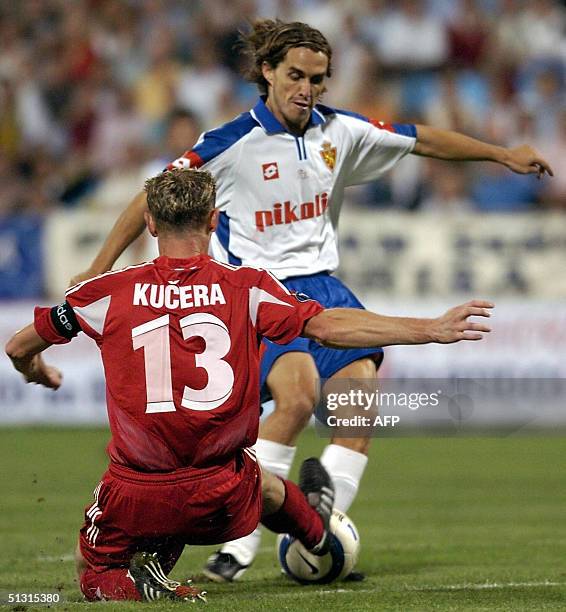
[{"x1": 251, "y1": 96, "x2": 326, "y2": 134}]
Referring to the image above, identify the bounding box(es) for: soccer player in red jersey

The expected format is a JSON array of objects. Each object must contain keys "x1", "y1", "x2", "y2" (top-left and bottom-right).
[
  {"x1": 69, "y1": 19, "x2": 552, "y2": 582},
  {"x1": 6, "y1": 169, "x2": 492, "y2": 602}
]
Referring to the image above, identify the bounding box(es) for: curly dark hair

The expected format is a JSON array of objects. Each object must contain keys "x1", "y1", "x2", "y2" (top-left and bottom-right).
[{"x1": 240, "y1": 19, "x2": 332, "y2": 94}]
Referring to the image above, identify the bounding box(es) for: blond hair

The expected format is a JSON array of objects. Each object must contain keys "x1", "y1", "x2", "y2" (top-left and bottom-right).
[{"x1": 144, "y1": 169, "x2": 216, "y2": 232}]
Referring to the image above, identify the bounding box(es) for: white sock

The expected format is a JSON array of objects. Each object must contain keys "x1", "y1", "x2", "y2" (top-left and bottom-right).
[
  {"x1": 320, "y1": 444, "x2": 368, "y2": 513},
  {"x1": 220, "y1": 439, "x2": 296, "y2": 566},
  {"x1": 254, "y1": 438, "x2": 297, "y2": 479}
]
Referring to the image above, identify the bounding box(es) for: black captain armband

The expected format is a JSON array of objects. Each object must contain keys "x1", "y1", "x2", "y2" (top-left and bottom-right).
[{"x1": 50, "y1": 301, "x2": 82, "y2": 340}]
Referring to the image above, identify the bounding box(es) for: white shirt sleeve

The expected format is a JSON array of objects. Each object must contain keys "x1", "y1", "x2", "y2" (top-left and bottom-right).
[{"x1": 338, "y1": 115, "x2": 416, "y2": 186}]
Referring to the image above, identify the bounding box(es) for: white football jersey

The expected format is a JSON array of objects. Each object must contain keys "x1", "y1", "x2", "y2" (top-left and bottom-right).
[{"x1": 168, "y1": 97, "x2": 416, "y2": 279}]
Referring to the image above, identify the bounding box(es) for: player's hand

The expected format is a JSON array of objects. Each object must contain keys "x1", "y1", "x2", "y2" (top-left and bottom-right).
[
  {"x1": 23, "y1": 355, "x2": 63, "y2": 389},
  {"x1": 69, "y1": 268, "x2": 98, "y2": 288},
  {"x1": 503, "y1": 145, "x2": 553, "y2": 179},
  {"x1": 432, "y1": 300, "x2": 493, "y2": 344}
]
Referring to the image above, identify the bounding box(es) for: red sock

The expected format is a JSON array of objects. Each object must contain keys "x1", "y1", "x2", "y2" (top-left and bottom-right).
[
  {"x1": 80, "y1": 567, "x2": 141, "y2": 601},
  {"x1": 261, "y1": 478, "x2": 324, "y2": 550}
]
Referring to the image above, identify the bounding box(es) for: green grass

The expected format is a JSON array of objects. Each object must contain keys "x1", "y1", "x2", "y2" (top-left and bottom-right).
[{"x1": 1, "y1": 428, "x2": 565, "y2": 611}]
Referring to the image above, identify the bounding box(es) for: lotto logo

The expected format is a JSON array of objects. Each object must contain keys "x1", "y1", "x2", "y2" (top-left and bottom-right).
[{"x1": 262, "y1": 162, "x2": 279, "y2": 181}]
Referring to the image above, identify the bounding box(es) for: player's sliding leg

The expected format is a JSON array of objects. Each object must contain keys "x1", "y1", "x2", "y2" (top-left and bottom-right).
[
  {"x1": 205, "y1": 440, "x2": 297, "y2": 579},
  {"x1": 128, "y1": 552, "x2": 206, "y2": 602},
  {"x1": 80, "y1": 554, "x2": 206, "y2": 602},
  {"x1": 320, "y1": 358, "x2": 377, "y2": 513},
  {"x1": 76, "y1": 537, "x2": 141, "y2": 601},
  {"x1": 205, "y1": 352, "x2": 318, "y2": 581},
  {"x1": 76, "y1": 539, "x2": 205, "y2": 602},
  {"x1": 261, "y1": 461, "x2": 335, "y2": 554}
]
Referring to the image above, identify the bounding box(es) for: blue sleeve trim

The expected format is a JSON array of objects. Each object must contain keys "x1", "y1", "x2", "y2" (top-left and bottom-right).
[
  {"x1": 315, "y1": 104, "x2": 369, "y2": 123},
  {"x1": 193, "y1": 112, "x2": 259, "y2": 164},
  {"x1": 391, "y1": 123, "x2": 417, "y2": 138},
  {"x1": 316, "y1": 104, "x2": 416, "y2": 138},
  {"x1": 216, "y1": 212, "x2": 242, "y2": 266}
]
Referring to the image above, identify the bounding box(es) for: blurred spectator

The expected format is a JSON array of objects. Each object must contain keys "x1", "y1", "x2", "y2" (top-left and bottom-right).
[
  {"x1": 538, "y1": 109, "x2": 566, "y2": 209},
  {"x1": 14, "y1": 58, "x2": 64, "y2": 153},
  {"x1": 89, "y1": 87, "x2": 148, "y2": 172},
  {"x1": 519, "y1": 64, "x2": 565, "y2": 140},
  {"x1": 0, "y1": 0, "x2": 563, "y2": 223},
  {"x1": 133, "y1": 25, "x2": 180, "y2": 131},
  {"x1": 0, "y1": 80, "x2": 20, "y2": 157},
  {"x1": 327, "y1": 14, "x2": 373, "y2": 107},
  {"x1": 66, "y1": 82, "x2": 97, "y2": 153},
  {"x1": 518, "y1": 0, "x2": 566, "y2": 61},
  {"x1": 293, "y1": 0, "x2": 346, "y2": 45},
  {"x1": 347, "y1": 49, "x2": 398, "y2": 121},
  {"x1": 389, "y1": 154, "x2": 426, "y2": 211},
  {"x1": 357, "y1": 0, "x2": 389, "y2": 59},
  {"x1": 492, "y1": 0, "x2": 532, "y2": 69},
  {"x1": 87, "y1": 143, "x2": 149, "y2": 213},
  {"x1": 424, "y1": 69, "x2": 485, "y2": 136},
  {"x1": 60, "y1": 3, "x2": 97, "y2": 83},
  {"x1": 371, "y1": 0, "x2": 450, "y2": 115},
  {"x1": 141, "y1": 108, "x2": 202, "y2": 179},
  {"x1": 91, "y1": 1, "x2": 145, "y2": 86},
  {"x1": 471, "y1": 165, "x2": 542, "y2": 212},
  {"x1": 176, "y1": 42, "x2": 233, "y2": 129},
  {"x1": 446, "y1": 0, "x2": 490, "y2": 69},
  {"x1": 375, "y1": 0, "x2": 449, "y2": 72},
  {"x1": 420, "y1": 161, "x2": 474, "y2": 214},
  {"x1": 483, "y1": 72, "x2": 521, "y2": 145}
]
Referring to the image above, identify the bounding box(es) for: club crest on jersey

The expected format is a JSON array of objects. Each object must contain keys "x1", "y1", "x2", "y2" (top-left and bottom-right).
[
  {"x1": 262, "y1": 162, "x2": 280, "y2": 181},
  {"x1": 319, "y1": 141, "x2": 337, "y2": 171}
]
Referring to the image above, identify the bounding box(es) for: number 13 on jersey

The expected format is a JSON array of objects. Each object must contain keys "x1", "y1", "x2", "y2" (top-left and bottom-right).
[{"x1": 132, "y1": 313, "x2": 234, "y2": 414}]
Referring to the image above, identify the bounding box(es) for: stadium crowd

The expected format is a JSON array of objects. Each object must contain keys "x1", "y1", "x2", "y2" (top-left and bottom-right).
[{"x1": 0, "y1": 0, "x2": 565, "y2": 216}]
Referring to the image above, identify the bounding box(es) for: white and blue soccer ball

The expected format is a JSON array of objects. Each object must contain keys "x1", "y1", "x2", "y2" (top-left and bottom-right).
[{"x1": 277, "y1": 509, "x2": 360, "y2": 584}]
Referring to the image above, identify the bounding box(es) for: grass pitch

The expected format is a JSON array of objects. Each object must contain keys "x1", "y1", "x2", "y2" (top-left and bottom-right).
[{"x1": 1, "y1": 427, "x2": 565, "y2": 611}]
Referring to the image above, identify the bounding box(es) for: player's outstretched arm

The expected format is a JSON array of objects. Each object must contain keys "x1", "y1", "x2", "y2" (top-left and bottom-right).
[
  {"x1": 5, "y1": 324, "x2": 62, "y2": 389},
  {"x1": 412, "y1": 125, "x2": 553, "y2": 178},
  {"x1": 303, "y1": 300, "x2": 493, "y2": 349},
  {"x1": 69, "y1": 190, "x2": 148, "y2": 287}
]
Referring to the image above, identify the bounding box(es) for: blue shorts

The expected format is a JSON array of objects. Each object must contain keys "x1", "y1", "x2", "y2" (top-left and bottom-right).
[{"x1": 260, "y1": 272, "x2": 383, "y2": 389}]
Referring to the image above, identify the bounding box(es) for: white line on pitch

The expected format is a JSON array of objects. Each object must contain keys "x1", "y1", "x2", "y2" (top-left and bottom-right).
[
  {"x1": 266, "y1": 580, "x2": 564, "y2": 597},
  {"x1": 37, "y1": 553, "x2": 75, "y2": 562},
  {"x1": 407, "y1": 580, "x2": 564, "y2": 591}
]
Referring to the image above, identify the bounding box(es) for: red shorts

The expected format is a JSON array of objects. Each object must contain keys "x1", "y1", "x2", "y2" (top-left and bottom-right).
[{"x1": 79, "y1": 449, "x2": 261, "y2": 571}]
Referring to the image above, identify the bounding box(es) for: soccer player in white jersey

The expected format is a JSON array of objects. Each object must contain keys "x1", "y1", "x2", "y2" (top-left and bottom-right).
[{"x1": 71, "y1": 19, "x2": 553, "y2": 581}]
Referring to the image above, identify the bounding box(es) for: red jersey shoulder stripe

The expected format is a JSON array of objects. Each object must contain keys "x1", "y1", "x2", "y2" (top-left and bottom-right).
[
  {"x1": 369, "y1": 119, "x2": 417, "y2": 138},
  {"x1": 66, "y1": 261, "x2": 154, "y2": 296},
  {"x1": 167, "y1": 151, "x2": 204, "y2": 171}
]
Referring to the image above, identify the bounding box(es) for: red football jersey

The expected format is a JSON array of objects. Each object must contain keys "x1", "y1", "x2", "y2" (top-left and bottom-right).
[{"x1": 34, "y1": 255, "x2": 323, "y2": 471}]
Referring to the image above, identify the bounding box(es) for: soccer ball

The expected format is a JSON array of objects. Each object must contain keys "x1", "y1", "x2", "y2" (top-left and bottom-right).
[{"x1": 277, "y1": 509, "x2": 360, "y2": 584}]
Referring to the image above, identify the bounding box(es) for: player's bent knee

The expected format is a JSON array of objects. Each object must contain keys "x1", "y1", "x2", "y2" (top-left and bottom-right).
[
  {"x1": 275, "y1": 392, "x2": 316, "y2": 428},
  {"x1": 267, "y1": 353, "x2": 319, "y2": 428},
  {"x1": 260, "y1": 468, "x2": 285, "y2": 517}
]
